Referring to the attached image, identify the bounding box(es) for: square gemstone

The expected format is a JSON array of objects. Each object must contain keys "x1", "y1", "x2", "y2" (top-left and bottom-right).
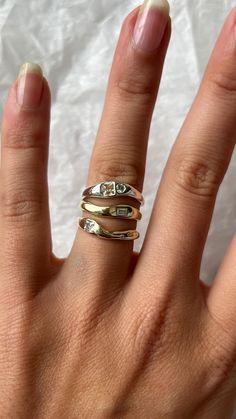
[
  {"x1": 84, "y1": 219, "x2": 96, "y2": 233},
  {"x1": 100, "y1": 181, "x2": 116, "y2": 197},
  {"x1": 116, "y1": 207, "x2": 129, "y2": 217}
]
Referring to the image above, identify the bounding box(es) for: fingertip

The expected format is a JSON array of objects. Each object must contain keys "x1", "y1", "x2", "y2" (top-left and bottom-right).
[
  {"x1": 116, "y1": 5, "x2": 171, "y2": 66},
  {"x1": 123, "y1": 6, "x2": 140, "y2": 28},
  {"x1": 227, "y1": 6, "x2": 236, "y2": 22},
  {"x1": 215, "y1": 7, "x2": 236, "y2": 51},
  {"x1": 117, "y1": 7, "x2": 140, "y2": 52},
  {"x1": 3, "y1": 72, "x2": 51, "y2": 127},
  {"x1": 203, "y1": 8, "x2": 236, "y2": 97},
  {"x1": 40, "y1": 77, "x2": 51, "y2": 109},
  {"x1": 1, "y1": 74, "x2": 51, "y2": 153}
]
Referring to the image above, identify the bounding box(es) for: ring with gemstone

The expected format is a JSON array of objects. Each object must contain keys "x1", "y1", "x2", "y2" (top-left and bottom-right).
[
  {"x1": 80, "y1": 200, "x2": 142, "y2": 220},
  {"x1": 78, "y1": 217, "x2": 139, "y2": 241},
  {"x1": 81, "y1": 181, "x2": 144, "y2": 205}
]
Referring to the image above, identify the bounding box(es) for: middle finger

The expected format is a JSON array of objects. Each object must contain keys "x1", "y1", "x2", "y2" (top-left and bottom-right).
[{"x1": 68, "y1": 1, "x2": 171, "y2": 286}]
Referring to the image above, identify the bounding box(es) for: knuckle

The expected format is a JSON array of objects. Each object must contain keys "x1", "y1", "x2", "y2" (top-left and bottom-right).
[
  {"x1": 206, "y1": 71, "x2": 236, "y2": 99},
  {"x1": 200, "y1": 310, "x2": 236, "y2": 393},
  {"x1": 4, "y1": 117, "x2": 45, "y2": 150},
  {"x1": 115, "y1": 74, "x2": 156, "y2": 105},
  {"x1": 93, "y1": 155, "x2": 143, "y2": 190},
  {"x1": 204, "y1": 339, "x2": 235, "y2": 393},
  {"x1": 173, "y1": 156, "x2": 222, "y2": 199},
  {"x1": 132, "y1": 299, "x2": 172, "y2": 362},
  {"x1": 1, "y1": 189, "x2": 43, "y2": 223}
]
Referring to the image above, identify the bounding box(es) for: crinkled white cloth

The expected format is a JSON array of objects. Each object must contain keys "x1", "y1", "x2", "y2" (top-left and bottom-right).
[{"x1": 1, "y1": 0, "x2": 236, "y2": 415}]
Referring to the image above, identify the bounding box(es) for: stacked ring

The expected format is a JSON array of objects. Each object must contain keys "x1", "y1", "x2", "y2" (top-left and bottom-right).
[
  {"x1": 78, "y1": 180, "x2": 144, "y2": 241},
  {"x1": 82, "y1": 181, "x2": 144, "y2": 204},
  {"x1": 78, "y1": 217, "x2": 140, "y2": 241},
  {"x1": 80, "y1": 200, "x2": 142, "y2": 220}
]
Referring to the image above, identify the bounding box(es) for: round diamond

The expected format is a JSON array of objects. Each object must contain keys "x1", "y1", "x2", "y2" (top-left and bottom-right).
[{"x1": 116, "y1": 183, "x2": 126, "y2": 194}]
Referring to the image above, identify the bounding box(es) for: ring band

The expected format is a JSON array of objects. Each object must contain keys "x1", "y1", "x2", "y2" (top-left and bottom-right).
[
  {"x1": 78, "y1": 180, "x2": 144, "y2": 241},
  {"x1": 78, "y1": 217, "x2": 139, "y2": 241},
  {"x1": 80, "y1": 200, "x2": 142, "y2": 220},
  {"x1": 82, "y1": 181, "x2": 144, "y2": 205}
]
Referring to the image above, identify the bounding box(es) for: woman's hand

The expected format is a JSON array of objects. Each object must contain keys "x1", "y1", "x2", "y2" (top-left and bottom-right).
[{"x1": 1, "y1": 1, "x2": 236, "y2": 417}]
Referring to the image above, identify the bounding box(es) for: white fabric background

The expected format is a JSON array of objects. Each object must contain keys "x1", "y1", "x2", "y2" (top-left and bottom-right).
[{"x1": 1, "y1": 0, "x2": 236, "y2": 415}]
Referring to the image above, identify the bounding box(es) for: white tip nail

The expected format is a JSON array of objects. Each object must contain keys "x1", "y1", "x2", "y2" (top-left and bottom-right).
[
  {"x1": 18, "y1": 62, "x2": 43, "y2": 78},
  {"x1": 143, "y1": 0, "x2": 170, "y2": 15}
]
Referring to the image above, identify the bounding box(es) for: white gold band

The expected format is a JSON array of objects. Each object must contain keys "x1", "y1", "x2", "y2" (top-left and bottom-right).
[{"x1": 82, "y1": 181, "x2": 144, "y2": 205}]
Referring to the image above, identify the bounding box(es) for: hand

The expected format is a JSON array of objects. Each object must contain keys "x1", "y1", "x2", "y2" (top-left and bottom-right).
[{"x1": 1, "y1": 1, "x2": 236, "y2": 418}]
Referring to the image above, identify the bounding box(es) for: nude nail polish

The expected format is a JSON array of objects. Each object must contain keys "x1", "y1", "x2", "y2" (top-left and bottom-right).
[
  {"x1": 17, "y1": 62, "x2": 43, "y2": 108},
  {"x1": 133, "y1": 0, "x2": 170, "y2": 53}
]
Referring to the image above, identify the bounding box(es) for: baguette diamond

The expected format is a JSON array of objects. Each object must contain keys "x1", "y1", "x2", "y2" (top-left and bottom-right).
[{"x1": 116, "y1": 207, "x2": 129, "y2": 217}]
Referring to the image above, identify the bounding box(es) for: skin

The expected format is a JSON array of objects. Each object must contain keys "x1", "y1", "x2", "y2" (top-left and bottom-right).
[{"x1": 1, "y1": 5, "x2": 236, "y2": 419}]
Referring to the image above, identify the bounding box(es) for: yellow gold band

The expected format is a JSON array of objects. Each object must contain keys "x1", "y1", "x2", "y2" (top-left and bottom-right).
[
  {"x1": 80, "y1": 200, "x2": 142, "y2": 220},
  {"x1": 78, "y1": 217, "x2": 139, "y2": 241}
]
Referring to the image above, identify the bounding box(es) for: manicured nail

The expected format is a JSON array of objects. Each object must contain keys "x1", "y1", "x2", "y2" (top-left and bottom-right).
[
  {"x1": 17, "y1": 62, "x2": 43, "y2": 108},
  {"x1": 133, "y1": 0, "x2": 170, "y2": 53}
]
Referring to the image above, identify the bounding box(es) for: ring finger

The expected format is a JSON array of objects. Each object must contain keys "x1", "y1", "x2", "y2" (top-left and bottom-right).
[{"x1": 134, "y1": 8, "x2": 236, "y2": 300}]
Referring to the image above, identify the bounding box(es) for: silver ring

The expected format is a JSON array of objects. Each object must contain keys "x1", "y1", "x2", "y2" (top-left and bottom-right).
[{"x1": 82, "y1": 181, "x2": 144, "y2": 205}]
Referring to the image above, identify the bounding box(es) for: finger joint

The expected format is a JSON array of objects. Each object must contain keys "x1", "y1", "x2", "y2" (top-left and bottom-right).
[
  {"x1": 173, "y1": 157, "x2": 222, "y2": 199},
  {"x1": 206, "y1": 71, "x2": 236, "y2": 99},
  {"x1": 92, "y1": 156, "x2": 143, "y2": 191},
  {"x1": 1, "y1": 190, "x2": 44, "y2": 223},
  {"x1": 3, "y1": 117, "x2": 46, "y2": 150},
  {"x1": 115, "y1": 75, "x2": 156, "y2": 105}
]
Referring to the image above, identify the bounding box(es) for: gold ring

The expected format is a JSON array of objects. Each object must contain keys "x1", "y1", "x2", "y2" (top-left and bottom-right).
[
  {"x1": 78, "y1": 217, "x2": 139, "y2": 241},
  {"x1": 80, "y1": 200, "x2": 142, "y2": 220}
]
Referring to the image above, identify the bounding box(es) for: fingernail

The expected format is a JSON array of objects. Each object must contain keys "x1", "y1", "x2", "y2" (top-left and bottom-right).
[
  {"x1": 17, "y1": 62, "x2": 43, "y2": 108},
  {"x1": 133, "y1": 0, "x2": 170, "y2": 53}
]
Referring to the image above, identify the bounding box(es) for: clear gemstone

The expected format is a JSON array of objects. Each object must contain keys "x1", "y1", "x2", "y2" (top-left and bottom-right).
[
  {"x1": 116, "y1": 207, "x2": 129, "y2": 217},
  {"x1": 100, "y1": 181, "x2": 116, "y2": 196},
  {"x1": 84, "y1": 219, "x2": 96, "y2": 232},
  {"x1": 116, "y1": 183, "x2": 126, "y2": 194}
]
